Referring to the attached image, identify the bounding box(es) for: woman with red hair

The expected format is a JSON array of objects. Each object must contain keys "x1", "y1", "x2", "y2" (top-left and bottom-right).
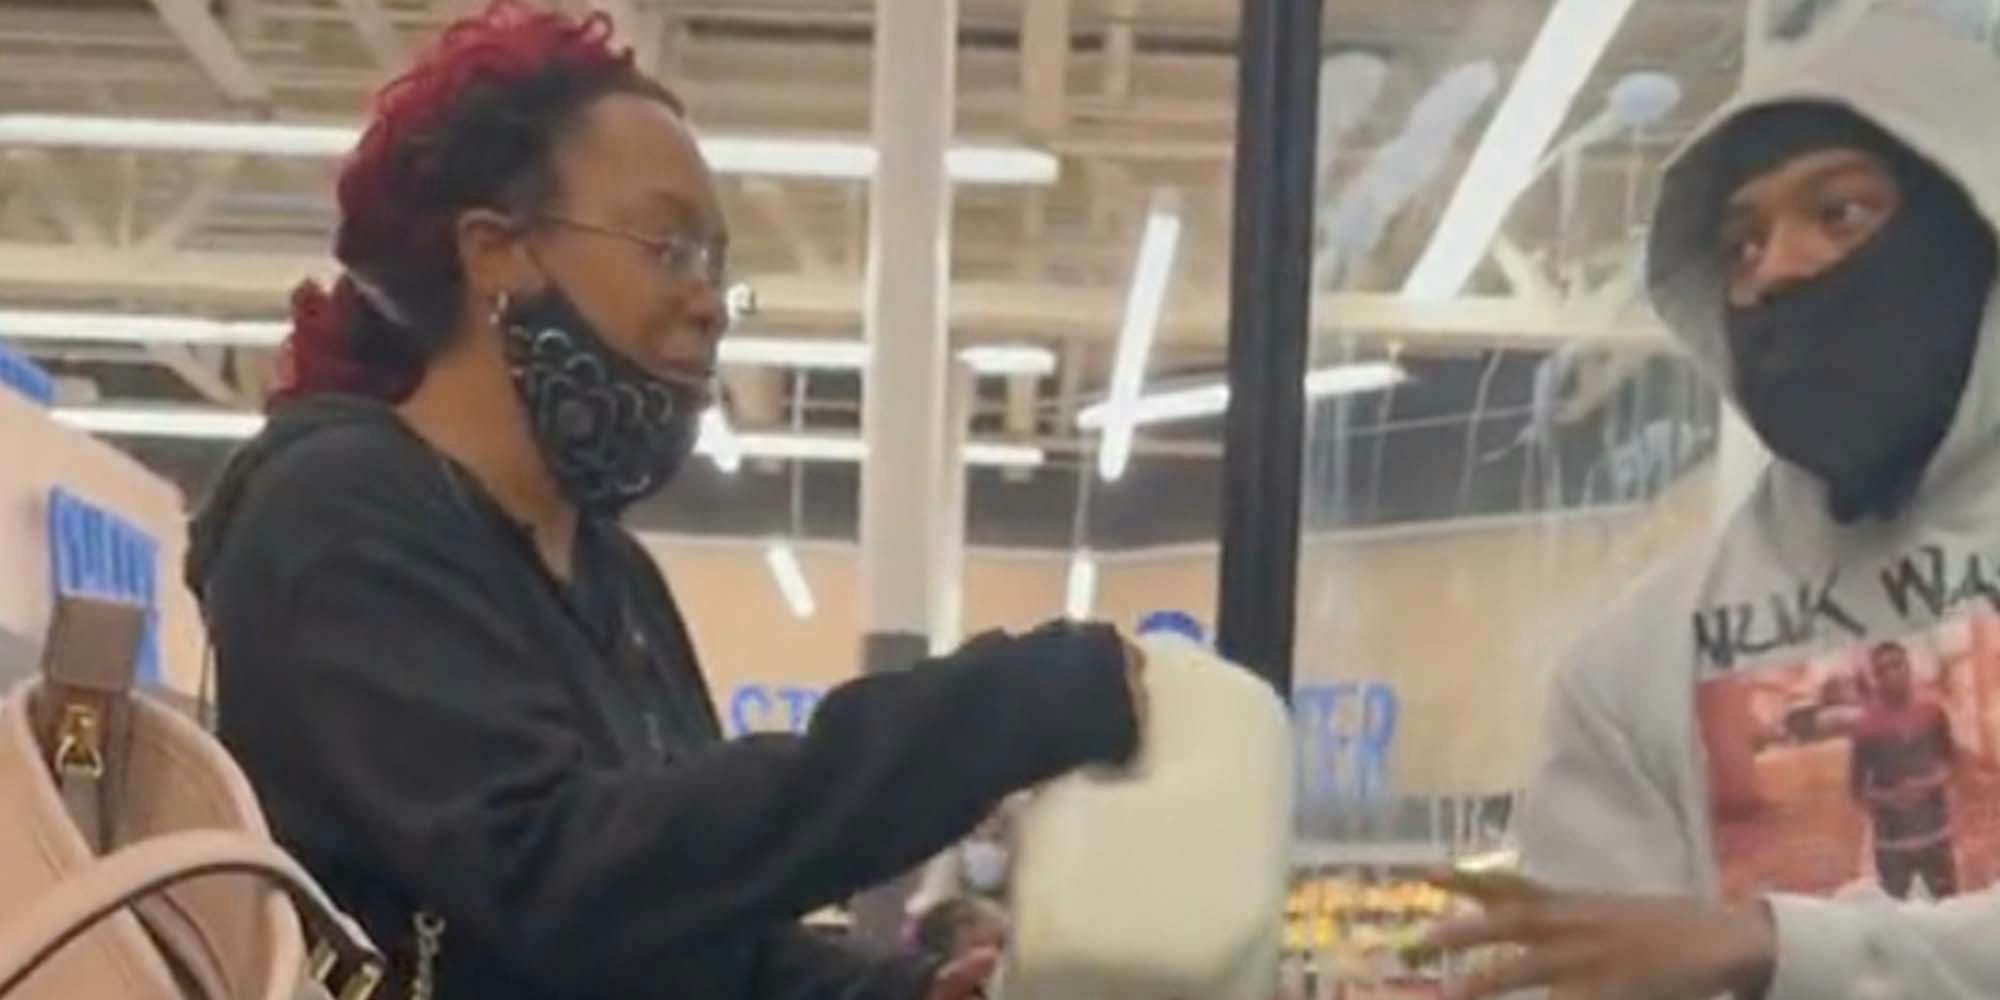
[{"x1": 183, "y1": 5, "x2": 1143, "y2": 998}]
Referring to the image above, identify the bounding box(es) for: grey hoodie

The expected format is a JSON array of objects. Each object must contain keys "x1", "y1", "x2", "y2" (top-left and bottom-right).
[{"x1": 1518, "y1": 10, "x2": 2000, "y2": 999}]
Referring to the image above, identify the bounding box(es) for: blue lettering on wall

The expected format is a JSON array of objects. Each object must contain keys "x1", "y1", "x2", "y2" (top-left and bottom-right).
[
  {"x1": 47, "y1": 488, "x2": 160, "y2": 685},
  {"x1": 0, "y1": 342, "x2": 53, "y2": 407},
  {"x1": 728, "y1": 684, "x2": 827, "y2": 735},
  {"x1": 776, "y1": 687, "x2": 822, "y2": 731},
  {"x1": 1293, "y1": 681, "x2": 1398, "y2": 801}
]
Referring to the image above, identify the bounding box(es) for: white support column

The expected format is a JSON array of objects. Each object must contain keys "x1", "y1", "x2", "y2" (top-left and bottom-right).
[
  {"x1": 930, "y1": 364, "x2": 974, "y2": 656},
  {"x1": 859, "y1": 0, "x2": 957, "y2": 670},
  {"x1": 852, "y1": 0, "x2": 960, "y2": 943}
]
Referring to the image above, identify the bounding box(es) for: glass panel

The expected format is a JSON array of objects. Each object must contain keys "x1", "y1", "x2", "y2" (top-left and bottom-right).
[{"x1": 1289, "y1": 0, "x2": 1748, "y2": 991}]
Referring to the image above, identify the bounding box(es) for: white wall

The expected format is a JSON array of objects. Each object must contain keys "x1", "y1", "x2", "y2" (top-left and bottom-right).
[{"x1": 0, "y1": 390, "x2": 203, "y2": 692}]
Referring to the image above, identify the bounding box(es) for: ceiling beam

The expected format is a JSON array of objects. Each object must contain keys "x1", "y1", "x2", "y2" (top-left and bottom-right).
[
  {"x1": 6, "y1": 152, "x2": 107, "y2": 246},
  {"x1": 1102, "y1": 0, "x2": 1138, "y2": 101},
  {"x1": 1020, "y1": 0, "x2": 1070, "y2": 139},
  {"x1": 0, "y1": 240, "x2": 1671, "y2": 351},
  {"x1": 1016, "y1": 188, "x2": 1048, "y2": 280},
  {"x1": 225, "y1": 0, "x2": 261, "y2": 43},
  {"x1": 145, "y1": 342, "x2": 245, "y2": 407},
  {"x1": 1490, "y1": 237, "x2": 1558, "y2": 304},
  {"x1": 9, "y1": 150, "x2": 254, "y2": 405},
  {"x1": 0, "y1": 241, "x2": 334, "y2": 303},
  {"x1": 139, "y1": 156, "x2": 241, "y2": 251},
  {"x1": 594, "y1": 1, "x2": 666, "y2": 75},
  {"x1": 741, "y1": 180, "x2": 834, "y2": 274},
  {"x1": 147, "y1": 0, "x2": 271, "y2": 104},
  {"x1": 332, "y1": 0, "x2": 408, "y2": 71}
]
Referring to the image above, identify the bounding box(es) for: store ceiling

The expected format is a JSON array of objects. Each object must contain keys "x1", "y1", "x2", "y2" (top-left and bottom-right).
[{"x1": 0, "y1": 0, "x2": 1756, "y2": 542}]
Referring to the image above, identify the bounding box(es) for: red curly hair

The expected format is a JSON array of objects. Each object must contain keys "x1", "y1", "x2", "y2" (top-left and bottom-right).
[{"x1": 275, "y1": 0, "x2": 683, "y2": 405}]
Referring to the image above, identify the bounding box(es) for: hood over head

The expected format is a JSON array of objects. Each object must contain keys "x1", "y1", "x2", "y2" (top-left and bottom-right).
[{"x1": 1647, "y1": 9, "x2": 2000, "y2": 523}]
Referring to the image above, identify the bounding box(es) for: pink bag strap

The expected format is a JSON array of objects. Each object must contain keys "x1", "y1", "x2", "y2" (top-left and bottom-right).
[{"x1": 0, "y1": 830, "x2": 383, "y2": 1000}]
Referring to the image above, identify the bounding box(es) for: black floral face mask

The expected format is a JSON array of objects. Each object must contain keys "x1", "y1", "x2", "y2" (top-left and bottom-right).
[{"x1": 500, "y1": 285, "x2": 707, "y2": 517}]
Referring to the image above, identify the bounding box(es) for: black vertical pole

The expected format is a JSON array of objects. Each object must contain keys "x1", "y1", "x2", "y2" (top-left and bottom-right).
[{"x1": 1216, "y1": 0, "x2": 1322, "y2": 696}]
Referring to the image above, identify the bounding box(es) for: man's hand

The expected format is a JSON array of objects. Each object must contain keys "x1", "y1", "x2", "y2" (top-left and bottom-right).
[
  {"x1": 925, "y1": 947, "x2": 998, "y2": 1000},
  {"x1": 1423, "y1": 871, "x2": 1777, "y2": 1000}
]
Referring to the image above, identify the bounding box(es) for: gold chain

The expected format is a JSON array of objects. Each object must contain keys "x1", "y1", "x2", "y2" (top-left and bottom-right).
[{"x1": 409, "y1": 910, "x2": 446, "y2": 1000}]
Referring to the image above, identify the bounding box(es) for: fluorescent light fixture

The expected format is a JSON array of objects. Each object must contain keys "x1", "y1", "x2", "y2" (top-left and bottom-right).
[
  {"x1": 727, "y1": 432, "x2": 867, "y2": 463},
  {"x1": 1306, "y1": 361, "x2": 1410, "y2": 397},
  {"x1": 0, "y1": 114, "x2": 1060, "y2": 186},
  {"x1": 1399, "y1": 0, "x2": 1638, "y2": 301},
  {"x1": 0, "y1": 115, "x2": 355, "y2": 156},
  {"x1": 1064, "y1": 550, "x2": 1098, "y2": 620},
  {"x1": 1076, "y1": 362, "x2": 1408, "y2": 430},
  {"x1": 1454, "y1": 848, "x2": 1522, "y2": 874},
  {"x1": 726, "y1": 433, "x2": 1046, "y2": 469},
  {"x1": 723, "y1": 339, "x2": 1055, "y2": 376},
  {"x1": 721, "y1": 338, "x2": 869, "y2": 370},
  {"x1": 956, "y1": 345, "x2": 1058, "y2": 378},
  {"x1": 1097, "y1": 193, "x2": 1184, "y2": 482},
  {"x1": 46, "y1": 405, "x2": 1045, "y2": 469},
  {"x1": 1078, "y1": 384, "x2": 1229, "y2": 431},
  {"x1": 763, "y1": 540, "x2": 817, "y2": 618},
  {"x1": 0, "y1": 309, "x2": 287, "y2": 347},
  {"x1": 700, "y1": 406, "x2": 742, "y2": 474},
  {"x1": 962, "y1": 442, "x2": 1048, "y2": 468},
  {"x1": 0, "y1": 309, "x2": 1055, "y2": 377},
  {"x1": 705, "y1": 135, "x2": 1061, "y2": 185},
  {"x1": 51, "y1": 406, "x2": 264, "y2": 440}
]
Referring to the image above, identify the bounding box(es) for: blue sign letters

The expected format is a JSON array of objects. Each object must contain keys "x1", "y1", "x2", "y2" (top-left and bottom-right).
[
  {"x1": 47, "y1": 489, "x2": 160, "y2": 685},
  {"x1": 1293, "y1": 681, "x2": 1398, "y2": 801},
  {"x1": 727, "y1": 683, "x2": 825, "y2": 735}
]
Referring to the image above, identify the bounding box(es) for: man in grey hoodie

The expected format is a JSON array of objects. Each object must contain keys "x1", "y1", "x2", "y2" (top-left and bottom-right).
[{"x1": 1423, "y1": 8, "x2": 2000, "y2": 1000}]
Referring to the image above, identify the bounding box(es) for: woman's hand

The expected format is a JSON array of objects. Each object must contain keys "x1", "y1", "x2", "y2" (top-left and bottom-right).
[
  {"x1": 925, "y1": 947, "x2": 998, "y2": 1000},
  {"x1": 1423, "y1": 870, "x2": 1777, "y2": 1000}
]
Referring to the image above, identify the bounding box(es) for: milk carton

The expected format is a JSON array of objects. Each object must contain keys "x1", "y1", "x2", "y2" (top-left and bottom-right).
[{"x1": 1000, "y1": 635, "x2": 1295, "y2": 999}]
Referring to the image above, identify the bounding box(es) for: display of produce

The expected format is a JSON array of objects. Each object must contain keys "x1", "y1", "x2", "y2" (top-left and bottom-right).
[{"x1": 1282, "y1": 874, "x2": 1455, "y2": 953}]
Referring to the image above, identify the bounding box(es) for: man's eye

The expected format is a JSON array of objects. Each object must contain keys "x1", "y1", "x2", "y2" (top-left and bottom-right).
[
  {"x1": 1723, "y1": 234, "x2": 1763, "y2": 270},
  {"x1": 1820, "y1": 198, "x2": 1874, "y2": 231}
]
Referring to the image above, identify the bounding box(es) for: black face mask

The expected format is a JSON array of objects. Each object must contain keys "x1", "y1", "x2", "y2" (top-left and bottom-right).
[
  {"x1": 500, "y1": 285, "x2": 707, "y2": 517},
  {"x1": 1725, "y1": 157, "x2": 1996, "y2": 523}
]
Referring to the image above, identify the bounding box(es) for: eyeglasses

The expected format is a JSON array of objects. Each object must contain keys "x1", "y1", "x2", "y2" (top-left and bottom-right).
[{"x1": 538, "y1": 213, "x2": 729, "y2": 290}]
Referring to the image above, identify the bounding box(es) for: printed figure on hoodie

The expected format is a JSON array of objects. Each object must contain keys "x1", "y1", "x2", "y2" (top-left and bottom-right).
[
  {"x1": 1850, "y1": 641, "x2": 1958, "y2": 901},
  {"x1": 182, "y1": 4, "x2": 1147, "y2": 999},
  {"x1": 1423, "y1": 9, "x2": 2000, "y2": 1000}
]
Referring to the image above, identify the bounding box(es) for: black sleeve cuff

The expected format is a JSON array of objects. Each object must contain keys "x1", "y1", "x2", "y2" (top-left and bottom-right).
[{"x1": 977, "y1": 621, "x2": 1140, "y2": 774}]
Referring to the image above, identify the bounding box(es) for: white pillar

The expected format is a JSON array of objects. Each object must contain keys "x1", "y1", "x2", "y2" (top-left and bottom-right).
[
  {"x1": 930, "y1": 364, "x2": 974, "y2": 655},
  {"x1": 851, "y1": 0, "x2": 960, "y2": 942},
  {"x1": 859, "y1": 0, "x2": 957, "y2": 670}
]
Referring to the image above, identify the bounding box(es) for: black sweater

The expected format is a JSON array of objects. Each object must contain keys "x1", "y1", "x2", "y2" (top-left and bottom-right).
[{"x1": 184, "y1": 396, "x2": 1138, "y2": 1000}]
